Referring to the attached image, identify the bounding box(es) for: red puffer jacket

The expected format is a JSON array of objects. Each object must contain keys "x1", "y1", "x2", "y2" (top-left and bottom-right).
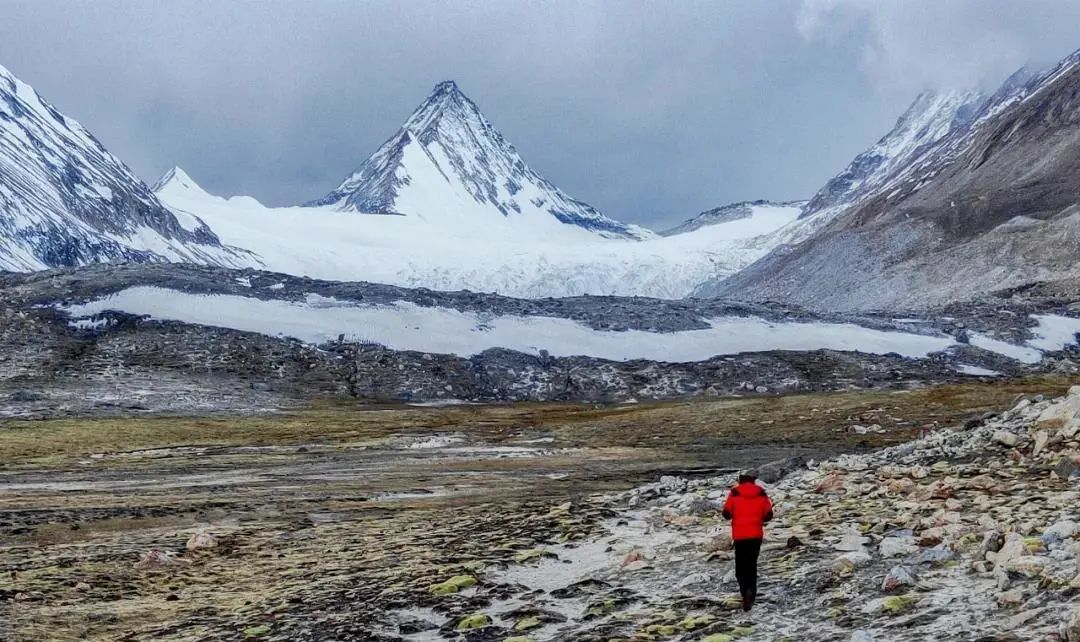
[{"x1": 722, "y1": 481, "x2": 774, "y2": 540}]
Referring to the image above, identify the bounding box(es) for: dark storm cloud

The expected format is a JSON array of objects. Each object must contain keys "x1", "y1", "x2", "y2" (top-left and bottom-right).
[{"x1": 1, "y1": 0, "x2": 1078, "y2": 230}]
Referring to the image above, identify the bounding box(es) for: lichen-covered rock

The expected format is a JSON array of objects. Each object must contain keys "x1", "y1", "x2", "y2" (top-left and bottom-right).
[
  {"x1": 428, "y1": 574, "x2": 477, "y2": 595},
  {"x1": 455, "y1": 613, "x2": 491, "y2": 631}
]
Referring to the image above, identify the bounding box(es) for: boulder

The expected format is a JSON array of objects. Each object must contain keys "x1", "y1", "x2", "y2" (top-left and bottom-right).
[
  {"x1": 879, "y1": 536, "x2": 918, "y2": 558},
  {"x1": 1063, "y1": 603, "x2": 1080, "y2": 641},
  {"x1": 991, "y1": 537, "x2": 1026, "y2": 566},
  {"x1": 429, "y1": 575, "x2": 477, "y2": 595},
  {"x1": 993, "y1": 431, "x2": 1019, "y2": 448},
  {"x1": 134, "y1": 550, "x2": 191, "y2": 569},
  {"x1": 908, "y1": 546, "x2": 953, "y2": 567},
  {"x1": 1055, "y1": 453, "x2": 1080, "y2": 478},
  {"x1": 881, "y1": 565, "x2": 917, "y2": 592},
  {"x1": 835, "y1": 529, "x2": 870, "y2": 552},
  {"x1": 677, "y1": 572, "x2": 713, "y2": 589},
  {"x1": 1037, "y1": 394, "x2": 1080, "y2": 431},
  {"x1": 186, "y1": 532, "x2": 217, "y2": 551},
  {"x1": 1033, "y1": 431, "x2": 1050, "y2": 456},
  {"x1": 815, "y1": 473, "x2": 845, "y2": 494},
  {"x1": 456, "y1": 613, "x2": 491, "y2": 631},
  {"x1": 1043, "y1": 520, "x2": 1078, "y2": 545},
  {"x1": 752, "y1": 456, "x2": 807, "y2": 483},
  {"x1": 1004, "y1": 556, "x2": 1047, "y2": 578},
  {"x1": 996, "y1": 588, "x2": 1027, "y2": 607},
  {"x1": 834, "y1": 551, "x2": 872, "y2": 574},
  {"x1": 674, "y1": 494, "x2": 717, "y2": 516}
]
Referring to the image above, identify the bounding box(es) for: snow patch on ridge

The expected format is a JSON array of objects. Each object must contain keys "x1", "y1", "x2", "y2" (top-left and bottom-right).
[{"x1": 58, "y1": 286, "x2": 970, "y2": 361}]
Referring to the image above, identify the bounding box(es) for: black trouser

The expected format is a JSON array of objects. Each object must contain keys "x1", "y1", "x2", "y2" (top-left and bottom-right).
[{"x1": 734, "y1": 538, "x2": 762, "y2": 596}]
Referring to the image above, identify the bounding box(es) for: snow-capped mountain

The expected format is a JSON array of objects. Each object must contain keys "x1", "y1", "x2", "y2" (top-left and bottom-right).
[
  {"x1": 705, "y1": 48, "x2": 1080, "y2": 311},
  {"x1": 306, "y1": 80, "x2": 651, "y2": 240},
  {"x1": 661, "y1": 200, "x2": 805, "y2": 237},
  {"x1": 799, "y1": 89, "x2": 987, "y2": 221},
  {"x1": 155, "y1": 166, "x2": 805, "y2": 298},
  {"x1": 0, "y1": 63, "x2": 246, "y2": 272}
]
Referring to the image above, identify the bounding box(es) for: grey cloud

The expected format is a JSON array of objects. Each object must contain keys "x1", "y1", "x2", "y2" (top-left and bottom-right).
[{"x1": 0, "y1": 0, "x2": 1077, "y2": 230}]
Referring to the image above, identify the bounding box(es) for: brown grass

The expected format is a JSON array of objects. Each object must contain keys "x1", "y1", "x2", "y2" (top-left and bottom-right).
[{"x1": 0, "y1": 376, "x2": 1073, "y2": 465}]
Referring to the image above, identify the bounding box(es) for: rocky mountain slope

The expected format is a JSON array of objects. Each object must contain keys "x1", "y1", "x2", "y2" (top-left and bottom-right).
[
  {"x1": 798, "y1": 89, "x2": 988, "y2": 223},
  {"x1": 306, "y1": 80, "x2": 650, "y2": 240},
  {"x1": 0, "y1": 63, "x2": 247, "y2": 272},
  {"x1": 704, "y1": 49, "x2": 1080, "y2": 311},
  {"x1": 661, "y1": 200, "x2": 804, "y2": 237}
]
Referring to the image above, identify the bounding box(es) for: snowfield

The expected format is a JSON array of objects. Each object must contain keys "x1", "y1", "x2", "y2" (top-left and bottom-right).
[
  {"x1": 155, "y1": 169, "x2": 804, "y2": 299},
  {"x1": 57, "y1": 286, "x2": 1059, "y2": 363}
]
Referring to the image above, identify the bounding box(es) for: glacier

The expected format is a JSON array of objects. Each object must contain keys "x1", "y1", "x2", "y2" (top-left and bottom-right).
[{"x1": 156, "y1": 167, "x2": 804, "y2": 299}]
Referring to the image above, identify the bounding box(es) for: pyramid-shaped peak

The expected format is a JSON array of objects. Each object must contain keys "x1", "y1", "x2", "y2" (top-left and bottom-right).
[
  {"x1": 403, "y1": 80, "x2": 488, "y2": 134},
  {"x1": 305, "y1": 78, "x2": 650, "y2": 239},
  {"x1": 152, "y1": 166, "x2": 207, "y2": 196},
  {"x1": 432, "y1": 79, "x2": 461, "y2": 94}
]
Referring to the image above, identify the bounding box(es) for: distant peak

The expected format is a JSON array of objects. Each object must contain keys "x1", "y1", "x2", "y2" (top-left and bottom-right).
[
  {"x1": 152, "y1": 166, "x2": 202, "y2": 194},
  {"x1": 401, "y1": 79, "x2": 486, "y2": 137},
  {"x1": 432, "y1": 79, "x2": 460, "y2": 93}
]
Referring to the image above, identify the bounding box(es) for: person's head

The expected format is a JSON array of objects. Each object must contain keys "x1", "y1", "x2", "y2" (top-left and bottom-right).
[{"x1": 738, "y1": 473, "x2": 757, "y2": 484}]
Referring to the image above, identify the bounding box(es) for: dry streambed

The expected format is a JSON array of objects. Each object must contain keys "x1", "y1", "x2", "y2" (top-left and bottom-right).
[{"x1": 0, "y1": 379, "x2": 1070, "y2": 641}]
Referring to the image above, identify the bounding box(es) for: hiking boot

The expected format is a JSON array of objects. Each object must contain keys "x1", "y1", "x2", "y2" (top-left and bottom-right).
[{"x1": 741, "y1": 589, "x2": 755, "y2": 612}]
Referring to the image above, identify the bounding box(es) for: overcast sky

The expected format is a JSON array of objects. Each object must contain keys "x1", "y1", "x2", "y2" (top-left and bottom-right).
[{"x1": 1, "y1": 1, "x2": 1078, "y2": 230}]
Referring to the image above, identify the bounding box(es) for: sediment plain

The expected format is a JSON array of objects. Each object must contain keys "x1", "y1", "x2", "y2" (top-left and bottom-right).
[{"x1": 1, "y1": 379, "x2": 1070, "y2": 641}]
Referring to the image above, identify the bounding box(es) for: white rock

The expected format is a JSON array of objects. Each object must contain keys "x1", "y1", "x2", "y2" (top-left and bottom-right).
[
  {"x1": 834, "y1": 550, "x2": 872, "y2": 572},
  {"x1": 1033, "y1": 430, "x2": 1050, "y2": 456},
  {"x1": 1005, "y1": 556, "x2": 1047, "y2": 578},
  {"x1": 879, "y1": 536, "x2": 918, "y2": 558},
  {"x1": 1061, "y1": 602, "x2": 1080, "y2": 641},
  {"x1": 996, "y1": 588, "x2": 1027, "y2": 607},
  {"x1": 991, "y1": 536, "x2": 1026, "y2": 566},
  {"x1": 1045, "y1": 520, "x2": 1079, "y2": 541},
  {"x1": 676, "y1": 572, "x2": 712, "y2": 589},
  {"x1": 186, "y1": 531, "x2": 217, "y2": 551},
  {"x1": 993, "y1": 430, "x2": 1019, "y2": 447},
  {"x1": 835, "y1": 528, "x2": 870, "y2": 552}
]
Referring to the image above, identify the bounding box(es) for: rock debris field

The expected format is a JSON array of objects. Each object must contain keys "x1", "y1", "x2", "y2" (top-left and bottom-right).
[
  {"x1": 354, "y1": 387, "x2": 1080, "y2": 641},
  {"x1": 2, "y1": 382, "x2": 1079, "y2": 641}
]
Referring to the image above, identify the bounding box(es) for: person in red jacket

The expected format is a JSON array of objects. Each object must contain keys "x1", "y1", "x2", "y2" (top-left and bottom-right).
[{"x1": 721, "y1": 472, "x2": 774, "y2": 611}]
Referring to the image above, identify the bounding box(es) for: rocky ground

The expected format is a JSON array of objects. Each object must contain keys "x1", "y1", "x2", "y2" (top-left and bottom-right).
[
  {"x1": 0, "y1": 379, "x2": 1075, "y2": 641},
  {"x1": 359, "y1": 388, "x2": 1080, "y2": 642},
  {"x1": 2, "y1": 264, "x2": 1079, "y2": 412}
]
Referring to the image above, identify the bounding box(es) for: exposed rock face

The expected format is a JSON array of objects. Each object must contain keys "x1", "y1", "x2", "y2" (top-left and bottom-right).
[
  {"x1": 0, "y1": 63, "x2": 248, "y2": 271},
  {"x1": 799, "y1": 89, "x2": 989, "y2": 222},
  {"x1": 660, "y1": 200, "x2": 805, "y2": 237},
  {"x1": 306, "y1": 80, "x2": 650, "y2": 239},
  {"x1": 704, "y1": 52, "x2": 1080, "y2": 311}
]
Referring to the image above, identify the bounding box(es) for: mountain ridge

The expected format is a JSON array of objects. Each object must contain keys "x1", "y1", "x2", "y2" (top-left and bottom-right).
[
  {"x1": 702, "y1": 47, "x2": 1080, "y2": 311},
  {"x1": 305, "y1": 80, "x2": 653, "y2": 239},
  {"x1": 0, "y1": 62, "x2": 247, "y2": 271}
]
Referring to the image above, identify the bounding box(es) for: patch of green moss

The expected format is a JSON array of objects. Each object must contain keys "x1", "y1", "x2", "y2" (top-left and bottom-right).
[{"x1": 428, "y1": 574, "x2": 477, "y2": 595}]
